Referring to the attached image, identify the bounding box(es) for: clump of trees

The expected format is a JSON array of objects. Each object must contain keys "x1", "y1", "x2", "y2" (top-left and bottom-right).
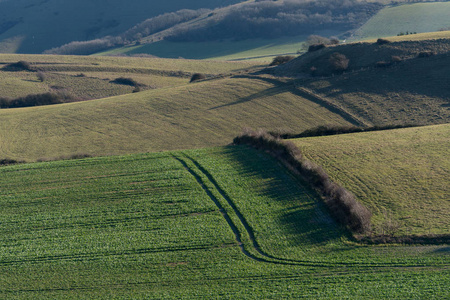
[
  {"x1": 44, "y1": 9, "x2": 208, "y2": 55},
  {"x1": 329, "y1": 52, "x2": 349, "y2": 73},
  {"x1": 269, "y1": 55, "x2": 295, "y2": 66},
  {"x1": 168, "y1": 0, "x2": 381, "y2": 42},
  {"x1": 2, "y1": 61, "x2": 34, "y2": 71},
  {"x1": 0, "y1": 92, "x2": 77, "y2": 109},
  {"x1": 190, "y1": 73, "x2": 206, "y2": 83},
  {"x1": 44, "y1": 0, "x2": 382, "y2": 55},
  {"x1": 376, "y1": 38, "x2": 391, "y2": 45}
]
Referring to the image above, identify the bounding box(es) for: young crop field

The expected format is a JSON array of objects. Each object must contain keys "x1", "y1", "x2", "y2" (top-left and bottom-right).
[
  {"x1": 352, "y1": 2, "x2": 450, "y2": 41},
  {"x1": 292, "y1": 124, "x2": 450, "y2": 237},
  {"x1": 0, "y1": 146, "x2": 448, "y2": 298}
]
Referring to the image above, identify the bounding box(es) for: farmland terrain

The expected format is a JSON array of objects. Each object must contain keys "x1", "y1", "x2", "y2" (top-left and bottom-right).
[
  {"x1": 94, "y1": 0, "x2": 450, "y2": 60},
  {"x1": 293, "y1": 124, "x2": 450, "y2": 237},
  {"x1": 0, "y1": 147, "x2": 448, "y2": 298},
  {"x1": 1, "y1": 32, "x2": 450, "y2": 161}
]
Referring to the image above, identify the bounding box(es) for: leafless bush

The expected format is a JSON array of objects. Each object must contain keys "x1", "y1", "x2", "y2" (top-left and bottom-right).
[
  {"x1": 233, "y1": 129, "x2": 372, "y2": 233},
  {"x1": 329, "y1": 52, "x2": 349, "y2": 72}
]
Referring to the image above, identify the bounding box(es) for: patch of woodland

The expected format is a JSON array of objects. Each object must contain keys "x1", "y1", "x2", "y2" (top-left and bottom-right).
[
  {"x1": 0, "y1": 92, "x2": 78, "y2": 109},
  {"x1": 268, "y1": 124, "x2": 422, "y2": 139}
]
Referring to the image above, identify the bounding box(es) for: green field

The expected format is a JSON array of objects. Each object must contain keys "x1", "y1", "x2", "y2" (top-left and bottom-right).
[
  {"x1": 352, "y1": 2, "x2": 450, "y2": 41},
  {"x1": 98, "y1": 33, "x2": 339, "y2": 62},
  {"x1": 293, "y1": 124, "x2": 450, "y2": 236},
  {"x1": 0, "y1": 146, "x2": 448, "y2": 298}
]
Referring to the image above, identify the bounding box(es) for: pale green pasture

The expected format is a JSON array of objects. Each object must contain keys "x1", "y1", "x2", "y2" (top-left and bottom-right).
[
  {"x1": 353, "y1": 2, "x2": 450, "y2": 41},
  {"x1": 293, "y1": 124, "x2": 450, "y2": 235}
]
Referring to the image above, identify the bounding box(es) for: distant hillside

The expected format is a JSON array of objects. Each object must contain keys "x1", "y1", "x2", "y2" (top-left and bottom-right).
[
  {"x1": 44, "y1": 0, "x2": 384, "y2": 56},
  {"x1": 0, "y1": 0, "x2": 242, "y2": 53},
  {"x1": 351, "y1": 1, "x2": 450, "y2": 41}
]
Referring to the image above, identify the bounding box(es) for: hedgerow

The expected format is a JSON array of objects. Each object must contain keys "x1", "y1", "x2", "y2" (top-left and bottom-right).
[{"x1": 233, "y1": 129, "x2": 372, "y2": 234}]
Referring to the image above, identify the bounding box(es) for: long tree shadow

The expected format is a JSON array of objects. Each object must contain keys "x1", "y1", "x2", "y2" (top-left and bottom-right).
[{"x1": 220, "y1": 145, "x2": 350, "y2": 246}]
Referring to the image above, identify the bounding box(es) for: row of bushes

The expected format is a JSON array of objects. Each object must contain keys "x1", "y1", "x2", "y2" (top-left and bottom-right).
[
  {"x1": 0, "y1": 92, "x2": 77, "y2": 109},
  {"x1": 268, "y1": 124, "x2": 421, "y2": 139},
  {"x1": 233, "y1": 129, "x2": 372, "y2": 234}
]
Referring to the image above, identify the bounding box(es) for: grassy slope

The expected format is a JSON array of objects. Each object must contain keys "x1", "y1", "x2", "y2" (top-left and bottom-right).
[
  {"x1": 301, "y1": 51, "x2": 450, "y2": 126},
  {"x1": 272, "y1": 36, "x2": 450, "y2": 127},
  {"x1": 292, "y1": 124, "x2": 450, "y2": 236},
  {"x1": 0, "y1": 73, "x2": 353, "y2": 161},
  {"x1": 0, "y1": 0, "x2": 243, "y2": 54},
  {"x1": 98, "y1": 31, "x2": 338, "y2": 62},
  {"x1": 352, "y1": 2, "x2": 450, "y2": 41},
  {"x1": 0, "y1": 54, "x2": 260, "y2": 99},
  {"x1": 0, "y1": 146, "x2": 448, "y2": 298}
]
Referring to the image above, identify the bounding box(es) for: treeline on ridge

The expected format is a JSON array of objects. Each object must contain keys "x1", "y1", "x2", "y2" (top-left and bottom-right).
[
  {"x1": 44, "y1": 9, "x2": 208, "y2": 55},
  {"x1": 168, "y1": 0, "x2": 382, "y2": 42},
  {"x1": 0, "y1": 92, "x2": 77, "y2": 109}
]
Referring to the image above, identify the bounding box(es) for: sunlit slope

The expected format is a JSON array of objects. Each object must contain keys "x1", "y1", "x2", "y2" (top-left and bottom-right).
[
  {"x1": 293, "y1": 124, "x2": 450, "y2": 236},
  {"x1": 0, "y1": 76, "x2": 352, "y2": 161},
  {"x1": 0, "y1": 146, "x2": 448, "y2": 298},
  {"x1": 0, "y1": 54, "x2": 260, "y2": 99},
  {"x1": 352, "y1": 2, "x2": 450, "y2": 41}
]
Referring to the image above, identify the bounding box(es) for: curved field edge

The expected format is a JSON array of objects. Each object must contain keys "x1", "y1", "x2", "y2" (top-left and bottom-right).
[
  {"x1": 0, "y1": 76, "x2": 352, "y2": 161},
  {"x1": 292, "y1": 124, "x2": 450, "y2": 236},
  {"x1": 0, "y1": 146, "x2": 448, "y2": 298},
  {"x1": 352, "y1": 2, "x2": 450, "y2": 41}
]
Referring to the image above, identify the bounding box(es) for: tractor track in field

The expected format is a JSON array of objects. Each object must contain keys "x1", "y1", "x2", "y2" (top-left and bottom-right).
[
  {"x1": 173, "y1": 153, "x2": 443, "y2": 269},
  {"x1": 173, "y1": 154, "x2": 341, "y2": 267}
]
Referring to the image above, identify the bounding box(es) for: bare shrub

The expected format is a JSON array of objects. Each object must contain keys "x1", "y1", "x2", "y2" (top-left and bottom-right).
[
  {"x1": 329, "y1": 52, "x2": 349, "y2": 73},
  {"x1": 308, "y1": 44, "x2": 326, "y2": 52},
  {"x1": 375, "y1": 61, "x2": 392, "y2": 68},
  {"x1": 233, "y1": 129, "x2": 372, "y2": 233},
  {"x1": 391, "y1": 55, "x2": 402, "y2": 63},
  {"x1": 376, "y1": 38, "x2": 391, "y2": 45},
  {"x1": 110, "y1": 77, "x2": 140, "y2": 87},
  {"x1": 190, "y1": 73, "x2": 206, "y2": 83},
  {"x1": 2, "y1": 61, "x2": 33, "y2": 71},
  {"x1": 269, "y1": 55, "x2": 295, "y2": 66},
  {"x1": 36, "y1": 71, "x2": 46, "y2": 82},
  {"x1": 0, "y1": 92, "x2": 77, "y2": 109},
  {"x1": 418, "y1": 51, "x2": 435, "y2": 58}
]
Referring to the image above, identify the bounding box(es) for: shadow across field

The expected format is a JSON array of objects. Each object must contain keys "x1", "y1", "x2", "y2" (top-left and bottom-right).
[{"x1": 222, "y1": 146, "x2": 347, "y2": 246}]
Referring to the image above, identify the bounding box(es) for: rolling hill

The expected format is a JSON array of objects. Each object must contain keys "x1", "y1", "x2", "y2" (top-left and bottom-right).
[
  {"x1": 271, "y1": 36, "x2": 450, "y2": 126},
  {"x1": 0, "y1": 146, "x2": 448, "y2": 298},
  {"x1": 0, "y1": 0, "x2": 242, "y2": 53},
  {"x1": 351, "y1": 1, "x2": 450, "y2": 41},
  {"x1": 292, "y1": 124, "x2": 450, "y2": 237}
]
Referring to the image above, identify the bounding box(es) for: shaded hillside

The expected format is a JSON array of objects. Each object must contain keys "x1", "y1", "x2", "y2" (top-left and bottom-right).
[
  {"x1": 269, "y1": 37, "x2": 450, "y2": 126},
  {"x1": 45, "y1": 0, "x2": 383, "y2": 56},
  {"x1": 272, "y1": 38, "x2": 450, "y2": 77},
  {"x1": 0, "y1": 0, "x2": 242, "y2": 53}
]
